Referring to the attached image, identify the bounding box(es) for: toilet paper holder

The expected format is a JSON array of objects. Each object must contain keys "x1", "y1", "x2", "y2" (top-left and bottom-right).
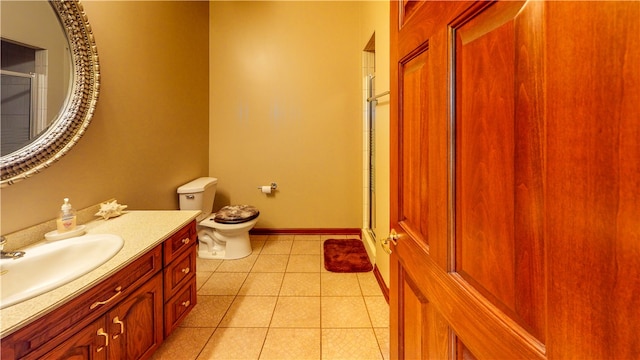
[{"x1": 258, "y1": 182, "x2": 278, "y2": 191}]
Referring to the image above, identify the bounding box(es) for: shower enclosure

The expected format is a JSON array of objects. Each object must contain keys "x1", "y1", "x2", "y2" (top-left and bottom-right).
[{"x1": 366, "y1": 74, "x2": 377, "y2": 239}]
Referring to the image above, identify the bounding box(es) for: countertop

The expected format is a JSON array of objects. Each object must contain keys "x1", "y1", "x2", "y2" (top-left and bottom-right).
[{"x1": 0, "y1": 210, "x2": 200, "y2": 338}]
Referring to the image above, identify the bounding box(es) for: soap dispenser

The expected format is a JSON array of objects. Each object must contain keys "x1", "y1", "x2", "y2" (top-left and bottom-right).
[{"x1": 57, "y1": 198, "x2": 77, "y2": 233}]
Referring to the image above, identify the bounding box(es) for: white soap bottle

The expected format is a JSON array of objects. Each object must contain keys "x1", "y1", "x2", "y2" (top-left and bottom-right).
[{"x1": 57, "y1": 198, "x2": 77, "y2": 233}]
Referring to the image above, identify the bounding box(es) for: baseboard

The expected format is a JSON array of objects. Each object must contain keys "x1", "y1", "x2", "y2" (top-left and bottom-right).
[
  {"x1": 250, "y1": 228, "x2": 361, "y2": 237},
  {"x1": 373, "y1": 265, "x2": 390, "y2": 304}
]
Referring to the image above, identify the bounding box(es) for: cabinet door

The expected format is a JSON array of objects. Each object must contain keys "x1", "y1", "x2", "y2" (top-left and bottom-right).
[
  {"x1": 33, "y1": 318, "x2": 108, "y2": 360},
  {"x1": 108, "y1": 273, "x2": 163, "y2": 360}
]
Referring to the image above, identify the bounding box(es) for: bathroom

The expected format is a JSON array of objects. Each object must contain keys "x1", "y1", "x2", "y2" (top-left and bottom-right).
[
  {"x1": 0, "y1": 0, "x2": 390, "y2": 359},
  {"x1": 4, "y1": 0, "x2": 640, "y2": 358}
]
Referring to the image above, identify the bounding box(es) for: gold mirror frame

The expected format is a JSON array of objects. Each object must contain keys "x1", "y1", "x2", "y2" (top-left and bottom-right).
[{"x1": 0, "y1": 0, "x2": 99, "y2": 187}]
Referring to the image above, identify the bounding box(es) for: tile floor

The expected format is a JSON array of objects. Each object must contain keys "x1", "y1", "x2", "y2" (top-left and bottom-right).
[{"x1": 151, "y1": 234, "x2": 389, "y2": 360}]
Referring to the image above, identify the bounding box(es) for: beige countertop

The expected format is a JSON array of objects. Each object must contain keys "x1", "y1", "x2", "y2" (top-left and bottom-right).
[{"x1": 0, "y1": 210, "x2": 200, "y2": 338}]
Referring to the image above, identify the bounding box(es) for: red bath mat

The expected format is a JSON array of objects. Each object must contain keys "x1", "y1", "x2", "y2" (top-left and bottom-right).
[{"x1": 323, "y1": 239, "x2": 373, "y2": 273}]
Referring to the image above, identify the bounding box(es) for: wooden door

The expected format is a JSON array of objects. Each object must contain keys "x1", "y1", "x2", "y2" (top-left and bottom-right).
[
  {"x1": 389, "y1": 1, "x2": 639, "y2": 359},
  {"x1": 108, "y1": 274, "x2": 164, "y2": 360}
]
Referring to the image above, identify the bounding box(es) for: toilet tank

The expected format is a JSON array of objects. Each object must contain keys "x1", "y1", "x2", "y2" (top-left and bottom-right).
[{"x1": 177, "y1": 177, "x2": 218, "y2": 222}]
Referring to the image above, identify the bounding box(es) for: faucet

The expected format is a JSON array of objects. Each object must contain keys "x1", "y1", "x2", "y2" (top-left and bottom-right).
[{"x1": 0, "y1": 236, "x2": 25, "y2": 259}]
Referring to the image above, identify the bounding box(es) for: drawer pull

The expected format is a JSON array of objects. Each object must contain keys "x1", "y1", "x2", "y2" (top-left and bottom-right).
[
  {"x1": 112, "y1": 316, "x2": 125, "y2": 339},
  {"x1": 181, "y1": 300, "x2": 191, "y2": 307},
  {"x1": 90, "y1": 286, "x2": 122, "y2": 310},
  {"x1": 96, "y1": 327, "x2": 109, "y2": 352},
  {"x1": 181, "y1": 237, "x2": 190, "y2": 244},
  {"x1": 181, "y1": 267, "x2": 190, "y2": 274}
]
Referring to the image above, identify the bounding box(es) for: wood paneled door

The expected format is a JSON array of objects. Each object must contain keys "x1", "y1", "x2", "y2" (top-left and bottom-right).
[{"x1": 389, "y1": 1, "x2": 639, "y2": 358}]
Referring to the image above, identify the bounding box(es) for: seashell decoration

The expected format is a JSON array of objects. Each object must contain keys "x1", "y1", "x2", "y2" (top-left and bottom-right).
[{"x1": 95, "y1": 200, "x2": 128, "y2": 220}]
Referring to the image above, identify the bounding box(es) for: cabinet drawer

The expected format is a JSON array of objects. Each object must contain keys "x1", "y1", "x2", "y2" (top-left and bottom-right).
[
  {"x1": 163, "y1": 247, "x2": 196, "y2": 300},
  {"x1": 163, "y1": 220, "x2": 196, "y2": 264},
  {"x1": 1, "y1": 246, "x2": 162, "y2": 359},
  {"x1": 164, "y1": 280, "x2": 197, "y2": 337}
]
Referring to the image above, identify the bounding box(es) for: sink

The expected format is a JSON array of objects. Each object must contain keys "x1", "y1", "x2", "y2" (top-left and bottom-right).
[{"x1": 0, "y1": 234, "x2": 124, "y2": 310}]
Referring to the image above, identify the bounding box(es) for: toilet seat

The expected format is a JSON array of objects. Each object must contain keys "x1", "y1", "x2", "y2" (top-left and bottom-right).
[{"x1": 213, "y1": 205, "x2": 259, "y2": 224}]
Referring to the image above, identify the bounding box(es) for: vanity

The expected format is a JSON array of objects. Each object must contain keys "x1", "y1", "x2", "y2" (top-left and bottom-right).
[{"x1": 0, "y1": 210, "x2": 199, "y2": 360}]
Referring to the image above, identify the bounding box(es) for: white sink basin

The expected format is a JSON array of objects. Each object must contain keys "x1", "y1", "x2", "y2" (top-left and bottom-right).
[{"x1": 0, "y1": 234, "x2": 124, "y2": 309}]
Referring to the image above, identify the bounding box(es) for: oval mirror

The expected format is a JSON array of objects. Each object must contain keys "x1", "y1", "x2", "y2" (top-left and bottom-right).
[{"x1": 0, "y1": 0, "x2": 99, "y2": 186}]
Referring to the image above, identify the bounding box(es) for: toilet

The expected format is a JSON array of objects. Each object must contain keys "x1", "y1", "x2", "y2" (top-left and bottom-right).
[{"x1": 178, "y1": 177, "x2": 259, "y2": 260}]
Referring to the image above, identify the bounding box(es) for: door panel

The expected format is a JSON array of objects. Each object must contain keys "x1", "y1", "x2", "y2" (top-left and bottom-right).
[
  {"x1": 400, "y1": 45, "x2": 430, "y2": 246},
  {"x1": 400, "y1": 276, "x2": 428, "y2": 359},
  {"x1": 453, "y1": 0, "x2": 545, "y2": 340}
]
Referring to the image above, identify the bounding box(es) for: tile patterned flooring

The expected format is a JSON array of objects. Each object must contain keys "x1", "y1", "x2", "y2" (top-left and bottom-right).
[{"x1": 151, "y1": 234, "x2": 389, "y2": 360}]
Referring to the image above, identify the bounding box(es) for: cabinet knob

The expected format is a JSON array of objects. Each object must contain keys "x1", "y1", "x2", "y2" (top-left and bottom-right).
[
  {"x1": 181, "y1": 267, "x2": 190, "y2": 274},
  {"x1": 181, "y1": 237, "x2": 190, "y2": 244},
  {"x1": 181, "y1": 300, "x2": 191, "y2": 307}
]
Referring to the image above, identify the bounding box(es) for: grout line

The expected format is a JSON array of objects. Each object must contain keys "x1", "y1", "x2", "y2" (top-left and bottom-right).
[{"x1": 161, "y1": 234, "x2": 387, "y2": 359}]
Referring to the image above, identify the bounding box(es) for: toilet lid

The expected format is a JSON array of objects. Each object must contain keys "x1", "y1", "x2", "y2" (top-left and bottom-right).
[{"x1": 213, "y1": 205, "x2": 260, "y2": 224}]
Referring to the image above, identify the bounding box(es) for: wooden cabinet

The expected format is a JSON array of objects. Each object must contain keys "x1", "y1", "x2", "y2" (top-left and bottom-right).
[
  {"x1": 2, "y1": 246, "x2": 162, "y2": 360},
  {"x1": 0, "y1": 220, "x2": 197, "y2": 360}
]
